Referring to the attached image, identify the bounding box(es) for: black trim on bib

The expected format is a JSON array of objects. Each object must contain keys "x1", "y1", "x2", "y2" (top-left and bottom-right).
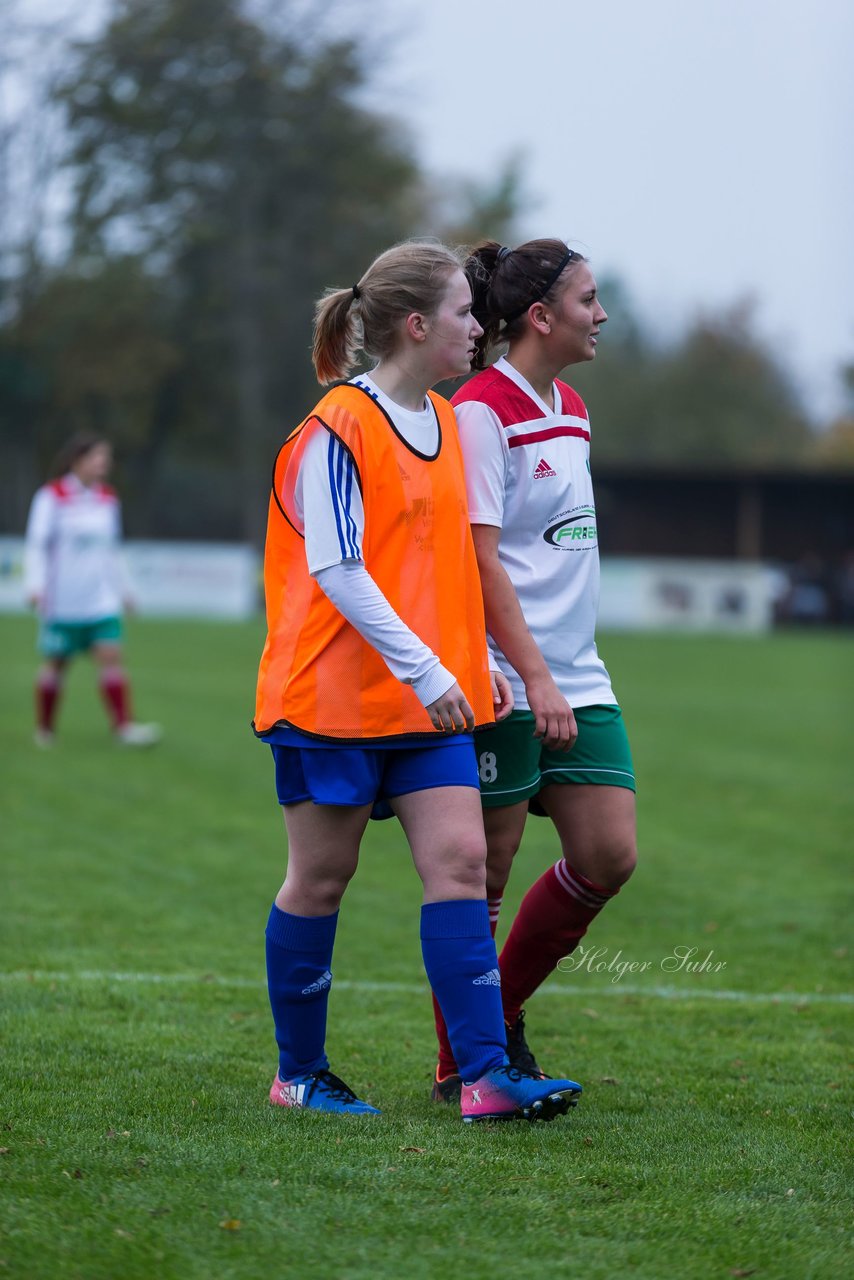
[
  {"x1": 346, "y1": 381, "x2": 442, "y2": 463},
  {"x1": 270, "y1": 415, "x2": 363, "y2": 540}
]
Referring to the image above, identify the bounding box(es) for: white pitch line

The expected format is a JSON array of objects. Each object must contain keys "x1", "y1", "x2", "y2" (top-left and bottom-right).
[{"x1": 0, "y1": 970, "x2": 852, "y2": 1005}]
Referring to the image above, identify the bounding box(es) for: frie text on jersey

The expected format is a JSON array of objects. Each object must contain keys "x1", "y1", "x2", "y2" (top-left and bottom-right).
[{"x1": 543, "y1": 505, "x2": 598, "y2": 550}]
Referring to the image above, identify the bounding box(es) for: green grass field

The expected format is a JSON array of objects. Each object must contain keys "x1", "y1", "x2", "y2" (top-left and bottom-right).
[{"x1": 1, "y1": 615, "x2": 852, "y2": 1280}]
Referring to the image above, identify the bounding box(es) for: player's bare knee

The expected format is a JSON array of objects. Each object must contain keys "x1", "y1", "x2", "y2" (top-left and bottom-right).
[
  {"x1": 459, "y1": 841, "x2": 489, "y2": 885},
  {"x1": 484, "y1": 855, "x2": 514, "y2": 900},
  {"x1": 485, "y1": 832, "x2": 520, "y2": 884},
  {"x1": 312, "y1": 884, "x2": 348, "y2": 913},
  {"x1": 446, "y1": 870, "x2": 488, "y2": 900},
  {"x1": 485, "y1": 867, "x2": 510, "y2": 898},
  {"x1": 570, "y1": 837, "x2": 637, "y2": 892},
  {"x1": 445, "y1": 839, "x2": 488, "y2": 896},
  {"x1": 602, "y1": 842, "x2": 637, "y2": 890},
  {"x1": 299, "y1": 869, "x2": 354, "y2": 914},
  {"x1": 415, "y1": 828, "x2": 487, "y2": 899}
]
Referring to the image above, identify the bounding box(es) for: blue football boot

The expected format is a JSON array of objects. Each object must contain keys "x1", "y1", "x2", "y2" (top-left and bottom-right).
[{"x1": 270, "y1": 1068, "x2": 380, "y2": 1115}]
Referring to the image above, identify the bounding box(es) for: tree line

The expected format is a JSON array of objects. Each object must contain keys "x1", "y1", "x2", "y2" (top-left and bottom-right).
[{"x1": 1, "y1": 0, "x2": 850, "y2": 544}]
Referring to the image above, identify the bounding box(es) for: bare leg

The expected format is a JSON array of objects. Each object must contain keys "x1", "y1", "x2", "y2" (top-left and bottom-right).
[
  {"x1": 483, "y1": 800, "x2": 529, "y2": 898},
  {"x1": 539, "y1": 783, "x2": 637, "y2": 890},
  {"x1": 391, "y1": 785, "x2": 488, "y2": 902},
  {"x1": 276, "y1": 799, "x2": 371, "y2": 915},
  {"x1": 499, "y1": 784, "x2": 637, "y2": 1023}
]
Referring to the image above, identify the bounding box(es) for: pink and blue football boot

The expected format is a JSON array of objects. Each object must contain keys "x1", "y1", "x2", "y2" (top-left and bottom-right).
[
  {"x1": 270, "y1": 1068, "x2": 380, "y2": 1115},
  {"x1": 460, "y1": 1064, "x2": 581, "y2": 1123}
]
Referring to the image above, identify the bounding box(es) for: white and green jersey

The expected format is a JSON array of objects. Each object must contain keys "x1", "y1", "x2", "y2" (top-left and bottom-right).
[
  {"x1": 23, "y1": 473, "x2": 129, "y2": 622},
  {"x1": 452, "y1": 356, "x2": 614, "y2": 710}
]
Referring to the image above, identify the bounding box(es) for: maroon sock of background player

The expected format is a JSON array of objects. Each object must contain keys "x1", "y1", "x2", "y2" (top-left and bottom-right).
[
  {"x1": 35, "y1": 672, "x2": 62, "y2": 732},
  {"x1": 499, "y1": 860, "x2": 617, "y2": 1025},
  {"x1": 432, "y1": 895, "x2": 503, "y2": 1079},
  {"x1": 99, "y1": 668, "x2": 131, "y2": 729}
]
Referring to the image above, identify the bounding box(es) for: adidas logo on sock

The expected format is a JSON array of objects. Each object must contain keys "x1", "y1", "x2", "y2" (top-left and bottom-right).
[
  {"x1": 301, "y1": 970, "x2": 333, "y2": 995},
  {"x1": 473, "y1": 968, "x2": 502, "y2": 986},
  {"x1": 533, "y1": 457, "x2": 556, "y2": 479}
]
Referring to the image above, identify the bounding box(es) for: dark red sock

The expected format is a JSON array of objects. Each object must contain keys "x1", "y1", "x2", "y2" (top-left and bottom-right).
[
  {"x1": 36, "y1": 672, "x2": 62, "y2": 732},
  {"x1": 499, "y1": 860, "x2": 617, "y2": 1024},
  {"x1": 432, "y1": 895, "x2": 502, "y2": 1078},
  {"x1": 99, "y1": 668, "x2": 131, "y2": 728}
]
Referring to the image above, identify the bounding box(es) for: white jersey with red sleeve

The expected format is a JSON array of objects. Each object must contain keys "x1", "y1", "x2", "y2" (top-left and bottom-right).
[
  {"x1": 452, "y1": 355, "x2": 615, "y2": 710},
  {"x1": 23, "y1": 473, "x2": 130, "y2": 622}
]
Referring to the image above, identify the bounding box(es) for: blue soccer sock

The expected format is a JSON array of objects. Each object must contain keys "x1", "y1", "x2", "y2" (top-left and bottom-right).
[
  {"x1": 420, "y1": 899, "x2": 506, "y2": 1083},
  {"x1": 265, "y1": 904, "x2": 338, "y2": 1081}
]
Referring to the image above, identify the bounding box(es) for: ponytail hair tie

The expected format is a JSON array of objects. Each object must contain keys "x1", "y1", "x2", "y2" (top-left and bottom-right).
[
  {"x1": 352, "y1": 283, "x2": 362, "y2": 300},
  {"x1": 496, "y1": 246, "x2": 513, "y2": 263}
]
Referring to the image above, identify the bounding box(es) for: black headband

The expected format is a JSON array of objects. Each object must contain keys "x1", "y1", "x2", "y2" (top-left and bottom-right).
[{"x1": 501, "y1": 248, "x2": 575, "y2": 324}]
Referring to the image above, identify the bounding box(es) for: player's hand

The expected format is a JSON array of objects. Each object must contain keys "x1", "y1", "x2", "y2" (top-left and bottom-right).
[
  {"x1": 526, "y1": 674, "x2": 577, "y2": 752},
  {"x1": 491, "y1": 669, "x2": 514, "y2": 721},
  {"x1": 427, "y1": 682, "x2": 475, "y2": 733}
]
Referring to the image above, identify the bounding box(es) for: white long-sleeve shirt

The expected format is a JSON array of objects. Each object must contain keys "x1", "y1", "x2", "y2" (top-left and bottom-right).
[{"x1": 24, "y1": 473, "x2": 130, "y2": 621}]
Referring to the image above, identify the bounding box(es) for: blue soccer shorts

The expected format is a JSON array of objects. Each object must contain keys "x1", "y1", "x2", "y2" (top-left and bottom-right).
[{"x1": 270, "y1": 734, "x2": 479, "y2": 820}]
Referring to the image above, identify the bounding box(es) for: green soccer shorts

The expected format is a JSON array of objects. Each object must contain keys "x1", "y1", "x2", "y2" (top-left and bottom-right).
[
  {"x1": 474, "y1": 705, "x2": 636, "y2": 809},
  {"x1": 38, "y1": 615, "x2": 123, "y2": 659}
]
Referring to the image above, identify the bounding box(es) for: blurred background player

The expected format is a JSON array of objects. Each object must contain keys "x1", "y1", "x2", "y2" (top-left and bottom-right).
[
  {"x1": 23, "y1": 432, "x2": 161, "y2": 748},
  {"x1": 253, "y1": 239, "x2": 583, "y2": 1122},
  {"x1": 430, "y1": 238, "x2": 638, "y2": 1099}
]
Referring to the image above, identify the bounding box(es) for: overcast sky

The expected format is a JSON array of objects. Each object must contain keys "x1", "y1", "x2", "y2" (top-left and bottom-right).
[
  {"x1": 13, "y1": 0, "x2": 854, "y2": 423},
  {"x1": 364, "y1": 0, "x2": 854, "y2": 423}
]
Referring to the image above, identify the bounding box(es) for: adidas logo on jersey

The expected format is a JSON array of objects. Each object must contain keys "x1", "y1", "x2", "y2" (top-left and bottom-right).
[
  {"x1": 473, "y1": 968, "x2": 502, "y2": 986},
  {"x1": 533, "y1": 457, "x2": 556, "y2": 479},
  {"x1": 301, "y1": 969, "x2": 333, "y2": 995}
]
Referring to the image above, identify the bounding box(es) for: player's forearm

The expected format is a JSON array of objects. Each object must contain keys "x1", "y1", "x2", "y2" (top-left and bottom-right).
[
  {"x1": 23, "y1": 496, "x2": 53, "y2": 597},
  {"x1": 22, "y1": 544, "x2": 48, "y2": 598},
  {"x1": 476, "y1": 552, "x2": 551, "y2": 689},
  {"x1": 313, "y1": 561, "x2": 455, "y2": 706}
]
